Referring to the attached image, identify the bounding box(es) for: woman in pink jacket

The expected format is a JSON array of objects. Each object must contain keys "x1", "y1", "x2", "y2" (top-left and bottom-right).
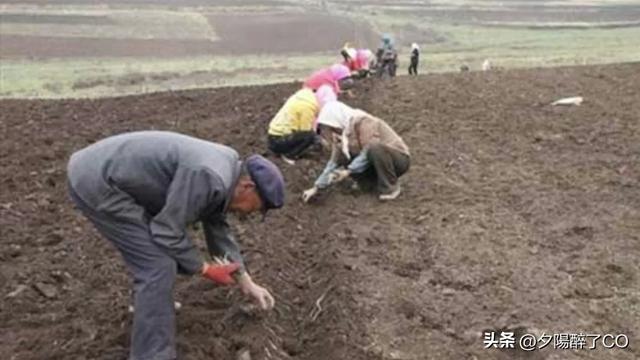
[
  {"x1": 303, "y1": 64, "x2": 353, "y2": 94},
  {"x1": 342, "y1": 48, "x2": 374, "y2": 77}
]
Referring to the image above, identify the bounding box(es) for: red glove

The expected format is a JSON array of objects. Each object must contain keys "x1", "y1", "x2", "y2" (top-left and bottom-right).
[{"x1": 201, "y1": 262, "x2": 241, "y2": 285}]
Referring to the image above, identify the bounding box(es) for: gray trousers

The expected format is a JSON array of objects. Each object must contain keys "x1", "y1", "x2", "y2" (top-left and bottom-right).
[{"x1": 69, "y1": 184, "x2": 177, "y2": 360}]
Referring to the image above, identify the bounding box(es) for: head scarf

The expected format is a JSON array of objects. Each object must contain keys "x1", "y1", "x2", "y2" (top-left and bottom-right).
[
  {"x1": 357, "y1": 49, "x2": 373, "y2": 69},
  {"x1": 344, "y1": 47, "x2": 357, "y2": 60},
  {"x1": 329, "y1": 64, "x2": 351, "y2": 81},
  {"x1": 313, "y1": 85, "x2": 338, "y2": 132},
  {"x1": 359, "y1": 49, "x2": 373, "y2": 61},
  {"x1": 315, "y1": 84, "x2": 337, "y2": 109},
  {"x1": 316, "y1": 101, "x2": 358, "y2": 159}
]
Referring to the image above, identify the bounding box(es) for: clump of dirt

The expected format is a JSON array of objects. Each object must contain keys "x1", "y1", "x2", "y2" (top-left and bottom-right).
[{"x1": 1, "y1": 63, "x2": 640, "y2": 360}]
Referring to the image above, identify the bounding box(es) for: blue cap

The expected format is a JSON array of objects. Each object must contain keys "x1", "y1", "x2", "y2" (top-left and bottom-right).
[{"x1": 245, "y1": 154, "x2": 285, "y2": 212}]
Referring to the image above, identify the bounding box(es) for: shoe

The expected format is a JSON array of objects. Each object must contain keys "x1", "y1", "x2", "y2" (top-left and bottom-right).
[
  {"x1": 281, "y1": 155, "x2": 296, "y2": 166},
  {"x1": 379, "y1": 186, "x2": 401, "y2": 201}
]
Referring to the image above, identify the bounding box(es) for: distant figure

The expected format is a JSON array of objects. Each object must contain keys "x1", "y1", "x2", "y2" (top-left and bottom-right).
[
  {"x1": 460, "y1": 64, "x2": 469, "y2": 72},
  {"x1": 341, "y1": 47, "x2": 356, "y2": 67},
  {"x1": 408, "y1": 43, "x2": 420, "y2": 75},
  {"x1": 341, "y1": 47, "x2": 374, "y2": 78},
  {"x1": 482, "y1": 59, "x2": 492, "y2": 71},
  {"x1": 375, "y1": 34, "x2": 398, "y2": 77}
]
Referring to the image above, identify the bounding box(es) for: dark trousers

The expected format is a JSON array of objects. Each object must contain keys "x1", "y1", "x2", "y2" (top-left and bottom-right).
[
  {"x1": 408, "y1": 58, "x2": 418, "y2": 75},
  {"x1": 68, "y1": 184, "x2": 177, "y2": 360},
  {"x1": 268, "y1": 132, "x2": 316, "y2": 159},
  {"x1": 377, "y1": 59, "x2": 397, "y2": 78},
  {"x1": 351, "y1": 144, "x2": 410, "y2": 194}
]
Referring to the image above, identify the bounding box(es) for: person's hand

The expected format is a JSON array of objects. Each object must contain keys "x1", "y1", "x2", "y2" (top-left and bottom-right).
[
  {"x1": 302, "y1": 186, "x2": 318, "y2": 203},
  {"x1": 238, "y1": 275, "x2": 275, "y2": 310},
  {"x1": 329, "y1": 169, "x2": 350, "y2": 184},
  {"x1": 201, "y1": 262, "x2": 240, "y2": 285}
]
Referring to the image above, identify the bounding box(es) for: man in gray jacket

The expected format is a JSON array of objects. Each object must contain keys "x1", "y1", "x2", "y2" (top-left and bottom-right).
[{"x1": 67, "y1": 131, "x2": 285, "y2": 360}]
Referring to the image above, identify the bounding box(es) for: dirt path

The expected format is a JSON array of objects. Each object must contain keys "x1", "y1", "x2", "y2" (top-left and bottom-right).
[{"x1": 1, "y1": 63, "x2": 639, "y2": 360}]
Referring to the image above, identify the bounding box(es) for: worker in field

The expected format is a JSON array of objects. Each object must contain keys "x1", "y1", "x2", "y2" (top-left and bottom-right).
[
  {"x1": 375, "y1": 34, "x2": 398, "y2": 77},
  {"x1": 341, "y1": 46, "x2": 375, "y2": 78},
  {"x1": 482, "y1": 59, "x2": 492, "y2": 71},
  {"x1": 303, "y1": 63, "x2": 353, "y2": 94},
  {"x1": 67, "y1": 131, "x2": 284, "y2": 360},
  {"x1": 302, "y1": 101, "x2": 410, "y2": 202},
  {"x1": 408, "y1": 43, "x2": 420, "y2": 75},
  {"x1": 267, "y1": 85, "x2": 336, "y2": 164}
]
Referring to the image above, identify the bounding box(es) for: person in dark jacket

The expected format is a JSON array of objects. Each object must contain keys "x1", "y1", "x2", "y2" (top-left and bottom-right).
[
  {"x1": 67, "y1": 131, "x2": 285, "y2": 360},
  {"x1": 408, "y1": 43, "x2": 420, "y2": 75},
  {"x1": 375, "y1": 34, "x2": 398, "y2": 77}
]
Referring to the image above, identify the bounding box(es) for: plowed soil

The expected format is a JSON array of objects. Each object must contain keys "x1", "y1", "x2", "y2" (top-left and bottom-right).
[
  {"x1": 1, "y1": 63, "x2": 639, "y2": 360},
  {"x1": 0, "y1": 12, "x2": 377, "y2": 59},
  {"x1": 389, "y1": 5, "x2": 640, "y2": 25},
  {"x1": 206, "y1": 13, "x2": 379, "y2": 55}
]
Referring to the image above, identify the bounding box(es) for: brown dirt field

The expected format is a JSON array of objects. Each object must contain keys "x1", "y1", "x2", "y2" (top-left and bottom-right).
[
  {"x1": 1, "y1": 63, "x2": 640, "y2": 360},
  {"x1": 0, "y1": 35, "x2": 218, "y2": 59},
  {"x1": 207, "y1": 12, "x2": 379, "y2": 54},
  {"x1": 0, "y1": 12, "x2": 378, "y2": 59},
  {"x1": 388, "y1": 6, "x2": 640, "y2": 26}
]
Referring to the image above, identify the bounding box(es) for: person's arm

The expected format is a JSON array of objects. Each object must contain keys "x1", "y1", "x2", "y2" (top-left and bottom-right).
[
  {"x1": 202, "y1": 213, "x2": 274, "y2": 309},
  {"x1": 339, "y1": 116, "x2": 379, "y2": 176},
  {"x1": 314, "y1": 160, "x2": 339, "y2": 189},
  {"x1": 314, "y1": 144, "x2": 342, "y2": 189},
  {"x1": 149, "y1": 167, "x2": 224, "y2": 275},
  {"x1": 333, "y1": 80, "x2": 341, "y2": 94},
  {"x1": 347, "y1": 149, "x2": 369, "y2": 174},
  {"x1": 202, "y1": 214, "x2": 246, "y2": 274}
]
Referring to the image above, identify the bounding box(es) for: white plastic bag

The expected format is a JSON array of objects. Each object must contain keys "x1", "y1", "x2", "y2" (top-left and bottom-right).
[{"x1": 552, "y1": 96, "x2": 583, "y2": 106}]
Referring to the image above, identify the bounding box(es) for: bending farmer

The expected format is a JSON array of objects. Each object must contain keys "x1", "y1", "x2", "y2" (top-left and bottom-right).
[
  {"x1": 304, "y1": 63, "x2": 353, "y2": 94},
  {"x1": 267, "y1": 88, "x2": 322, "y2": 163},
  {"x1": 302, "y1": 102, "x2": 410, "y2": 202},
  {"x1": 341, "y1": 47, "x2": 374, "y2": 78},
  {"x1": 67, "y1": 131, "x2": 285, "y2": 360}
]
